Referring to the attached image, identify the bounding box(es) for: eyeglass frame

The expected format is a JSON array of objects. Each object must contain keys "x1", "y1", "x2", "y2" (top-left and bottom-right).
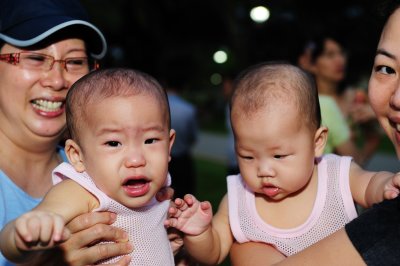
[{"x1": 0, "y1": 52, "x2": 99, "y2": 73}]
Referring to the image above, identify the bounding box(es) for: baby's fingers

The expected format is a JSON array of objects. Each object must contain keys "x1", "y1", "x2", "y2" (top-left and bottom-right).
[
  {"x1": 14, "y1": 215, "x2": 38, "y2": 243},
  {"x1": 384, "y1": 188, "x2": 400, "y2": 200},
  {"x1": 183, "y1": 194, "x2": 196, "y2": 205},
  {"x1": 168, "y1": 205, "x2": 186, "y2": 219},
  {"x1": 14, "y1": 212, "x2": 67, "y2": 249},
  {"x1": 164, "y1": 217, "x2": 177, "y2": 228},
  {"x1": 174, "y1": 198, "x2": 189, "y2": 210},
  {"x1": 200, "y1": 201, "x2": 212, "y2": 211},
  {"x1": 50, "y1": 214, "x2": 68, "y2": 242},
  {"x1": 392, "y1": 173, "x2": 400, "y2": 188}
]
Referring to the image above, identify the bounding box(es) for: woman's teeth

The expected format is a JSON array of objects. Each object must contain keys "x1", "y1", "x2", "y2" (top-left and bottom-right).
[{"x1": 32, "y1": 99, "x2": 62, "y2": 112}]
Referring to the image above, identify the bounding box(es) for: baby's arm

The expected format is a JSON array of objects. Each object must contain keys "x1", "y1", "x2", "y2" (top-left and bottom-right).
[
  {"x1": 166, "y1": 194, "x2": 233, "y2": 265},
  {"x1": 349, "y1": 162, "x2": 400, "y2": 207},
  {"x1": 0, "y1": 179, "x2": 94, "y2": 263}
]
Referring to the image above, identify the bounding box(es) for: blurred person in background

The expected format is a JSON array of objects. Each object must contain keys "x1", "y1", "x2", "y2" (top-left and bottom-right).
[
  {"x1": 298, "y1": 33, "x2": 382, "y2": 166},
  {"x1": 160, "y1": 60, "x2": 199, "y2": 266},
  {"x1": 162, "y1": 63, "x2": 198, "y2": 200}
]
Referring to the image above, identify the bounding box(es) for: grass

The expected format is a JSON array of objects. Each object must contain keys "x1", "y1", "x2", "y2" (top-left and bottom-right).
[
  {"x1": 377, "y1": 135, "x2": 397, "y2": 154},
  {"x1": 194, "y1": 157, "x2": 231, "y2": 266}
]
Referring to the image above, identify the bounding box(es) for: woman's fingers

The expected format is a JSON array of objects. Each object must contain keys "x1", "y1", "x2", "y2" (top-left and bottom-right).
[
  {"x1": 66, "y1": 212, "x2": 116, "y2": 234},
  {"x1": 54, "y1": 212, "x2": 131, "y2": 265}
]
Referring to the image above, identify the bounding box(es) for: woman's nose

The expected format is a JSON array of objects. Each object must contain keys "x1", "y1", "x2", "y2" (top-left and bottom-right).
[
  {"x1": 40, "y1": 64, "x2": 70, "y2": 91},
  {"x1": 390, "y1": 81, "x2": 400, "y2": 110}
]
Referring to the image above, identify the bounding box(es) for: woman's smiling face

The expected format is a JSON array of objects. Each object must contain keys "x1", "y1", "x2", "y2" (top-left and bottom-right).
[
  {"x1": 368, "y1": 8, "x2": 400, "y2": 158},
  {"x1": 0, "y1": 39, "x2": 88, "y2": 144}
]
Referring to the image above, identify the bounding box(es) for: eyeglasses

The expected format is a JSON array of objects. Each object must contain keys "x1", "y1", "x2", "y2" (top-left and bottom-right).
[{"x1": 0, "y1": 52, "x2": 98, "y2": 74}]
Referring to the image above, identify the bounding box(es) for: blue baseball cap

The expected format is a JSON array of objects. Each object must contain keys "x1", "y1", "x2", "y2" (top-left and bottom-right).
[{"x1": 0, "y1": 0, "x2": 107, "y2": 59}]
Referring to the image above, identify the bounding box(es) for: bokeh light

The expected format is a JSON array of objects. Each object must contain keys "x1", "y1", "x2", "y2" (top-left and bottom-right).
[
  {"x1": 250, "y1": 6, "x2": 270, "y2": 23},
  {"x1": 213, "y1": 50, "x2": 228, "y2": 64}
]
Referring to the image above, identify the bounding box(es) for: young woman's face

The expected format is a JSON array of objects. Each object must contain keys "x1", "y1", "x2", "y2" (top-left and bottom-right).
[
  {"x1": 0, "y1": 39, "x2": 88, "y2": 145},
  {"x1": 368, "y1": 8, "x2": 400, "y2": 158},
  {"x1": 311, "y1": 38, "x2": 347, "y2": 84}
]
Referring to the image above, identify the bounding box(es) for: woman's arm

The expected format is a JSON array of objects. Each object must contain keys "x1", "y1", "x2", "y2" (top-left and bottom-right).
[
  {"x1": 230, "y1": 242, "x2": 285, "y2": 266},
  {"x1": 230, "y1": 228, "x2": 365, "y2": 266}
]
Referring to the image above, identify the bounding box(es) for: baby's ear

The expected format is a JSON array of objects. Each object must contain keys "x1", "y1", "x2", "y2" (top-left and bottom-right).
[
  {"x1": 168, "y1": 129, "x2": 176, "y2": 162},
  {"x1": 314, "y1": 126, "x2": 328, "y2": 157},
  {"x1": 65, "y1": 139, "x2": 86, "y2": 173}
]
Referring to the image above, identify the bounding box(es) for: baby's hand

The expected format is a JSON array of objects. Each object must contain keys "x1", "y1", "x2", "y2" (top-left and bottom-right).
[
  {"x1": 164, "y1": 194, "x2": 212, "y2": 236},
  {"x1": 14, "y1": 210, "x2": 70, "y2": 251},
  {"x1": 383, "y1": 172, "x2": 400, "y2": 200}
]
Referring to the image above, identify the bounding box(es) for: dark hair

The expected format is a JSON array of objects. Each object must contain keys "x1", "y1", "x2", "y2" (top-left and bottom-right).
[
  {"x1": 66, "y1": 68, "x2": 171, "y2": 141},
  {"x1": 377, "y1": 0, "x2": 400, "y2": 29},
  {"x1": 230, "y1": 61, "x2": 321, "y2": 130},
  {"x1": 305, "y1": 34, "x2": 345, "y2": 64}
]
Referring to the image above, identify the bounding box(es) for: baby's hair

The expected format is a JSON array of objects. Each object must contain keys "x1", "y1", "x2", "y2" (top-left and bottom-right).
[
  {"x1": 66, "y1": 68, "x2": 170, "y2": 142},
  {"x1": 230, "y1": 61, "x2": 321, "y2": 130}
]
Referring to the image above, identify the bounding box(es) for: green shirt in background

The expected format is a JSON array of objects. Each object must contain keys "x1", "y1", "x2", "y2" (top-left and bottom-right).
[{"x1": 319, "y1": 95, "x2": 350, "y2": 154}]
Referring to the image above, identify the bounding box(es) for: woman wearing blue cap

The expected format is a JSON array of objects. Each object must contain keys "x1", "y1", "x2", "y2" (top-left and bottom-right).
[{"x1": 0, "y1": 0, "x2": 175, "y2": 265}]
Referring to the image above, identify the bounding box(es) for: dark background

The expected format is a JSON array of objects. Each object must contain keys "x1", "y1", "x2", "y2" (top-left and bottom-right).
[{"x1": 81, "y1": 0, "x2": 386, "y2": 129}]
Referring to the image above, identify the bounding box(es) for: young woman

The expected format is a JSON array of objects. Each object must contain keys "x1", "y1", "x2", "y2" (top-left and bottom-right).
[{"x1": 302, "y1": 34, "x2": 381, "y2": 166}]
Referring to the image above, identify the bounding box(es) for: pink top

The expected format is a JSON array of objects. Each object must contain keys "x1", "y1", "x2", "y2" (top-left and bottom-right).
[
  {"x1": 52, "y1": 162, "x2": 174, "y2": 266},
  {"x1": 228, "y1": 154, "x2": 357, "y2": 256}
]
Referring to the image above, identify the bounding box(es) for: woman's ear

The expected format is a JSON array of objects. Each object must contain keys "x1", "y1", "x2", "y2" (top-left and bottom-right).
[
  {"x1": 65, "y1": 139, "x2": 86, "y2": 173},
  {"x1": 168, "y1": 129, "x2": 176, "y2": 163},
  {"x1": 314, "y1": 126, "x2": 328, "y2": 157}
]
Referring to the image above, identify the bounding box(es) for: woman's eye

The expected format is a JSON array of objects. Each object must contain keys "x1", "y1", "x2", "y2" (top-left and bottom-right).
[
  {"x1": 145, "y1": 138, "x2": 157, "y2": 144},
  {"x1": 376, "y1": 65, "x2": 395, "y2": 75},
  {"x1": 26, "y1": 55, "x2": 46, "y2": 62},
  {"x1": 105, "y1": 141, "x2": 120, "y2": 147}
]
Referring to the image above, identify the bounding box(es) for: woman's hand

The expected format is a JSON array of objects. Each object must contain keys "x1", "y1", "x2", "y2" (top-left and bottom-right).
[{"x1": 32, "y1": 186, "x2": 177, "y2": 265}]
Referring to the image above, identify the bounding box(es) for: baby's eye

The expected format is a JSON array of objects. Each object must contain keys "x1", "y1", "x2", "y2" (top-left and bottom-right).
[
  {"x1": 274, "y1": 155, "x2": 286, "y2": 159},
  {"x1": 145, "y1": 138, "x2": 158, "y2": 144},
  {"x1": 105, "y1": 141, "x2": 121, "y2": 147},
  {"x1": 239, "y1": 154, "x2": 253, "y2": 160},
  {"x1": 375, "y1": 65, "x2": 395, "y2": 75}
]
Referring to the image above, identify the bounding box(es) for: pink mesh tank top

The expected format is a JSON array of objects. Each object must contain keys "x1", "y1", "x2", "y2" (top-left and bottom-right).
[
  {"x1": 52, "y1": 162, "x2": 174, "y2": 265},
  {"x1": 228, "y1": 154, "x2": 358, "y2": 256}
]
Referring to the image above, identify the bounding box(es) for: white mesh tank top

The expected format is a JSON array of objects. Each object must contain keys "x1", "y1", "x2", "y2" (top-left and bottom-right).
[
  {"x1": 228, "y1": 154, "x2": 358, "y2": 256},
  {"x1": 52, "y1": 162, "x2": 174, "y2": 266}
]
